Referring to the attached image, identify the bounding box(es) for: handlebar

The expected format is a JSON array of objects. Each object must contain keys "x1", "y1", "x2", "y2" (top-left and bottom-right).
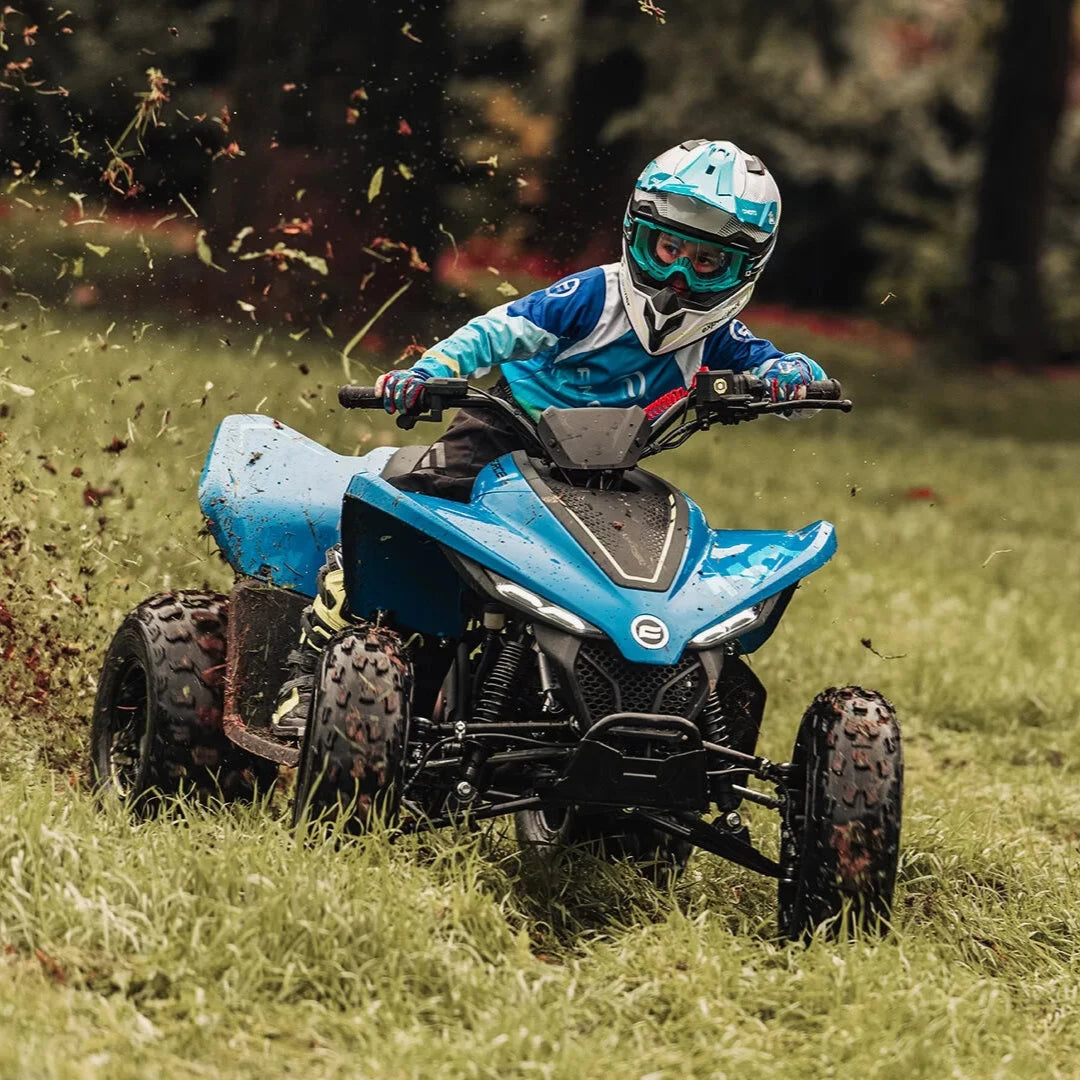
[
  {"x1": 338, "y1": 371, "x2": 851, "y2": 466},
  {"x1": 694, "y1": 371, "x2": 847, "y2": 408},
  {"x1": 338, "y1": 377, "x2": 471, "y2": 416},
  {"x1": 339, "y1": 374, "x2": 849, "y2": 414},
  {"x1": 337, "y1": 386, "x2": 385, "y2": 409},
  {"x1": 339, "y1": 378, "x2": 547, "y2": 454},
  {"x1": 803, "y1": 378, "x2": 844, "y2": 401},
  {"x1": 338, "y1": 378, "x2": 475, "y2": 430}
]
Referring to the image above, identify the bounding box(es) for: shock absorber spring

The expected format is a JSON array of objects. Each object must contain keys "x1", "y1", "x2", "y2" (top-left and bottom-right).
[
  {"x1": 699, "y1": 689, "x2": 730, "y2": 745},
  {"x1": 473, "y1": 636, "x2": 528, "y2": 724}
]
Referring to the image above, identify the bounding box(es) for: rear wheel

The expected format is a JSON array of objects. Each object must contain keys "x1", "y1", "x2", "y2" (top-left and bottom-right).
[
  {"x1": 292, "y1": 627, "x2": 410, "y2": 833},
  {"x1": 515, "y1": 807, "x2": 692, "y2": 883},
  {"x1": 90, "y1": 592, "x2": 265, "y2": 806},
  {"x1": 778, "y1": 686, "x2": 903, "y2": 940}
]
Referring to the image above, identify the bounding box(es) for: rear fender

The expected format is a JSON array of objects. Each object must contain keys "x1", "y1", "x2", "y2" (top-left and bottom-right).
[{"x1": 198, "y1": 415, "x2": 361, "y2": 595}]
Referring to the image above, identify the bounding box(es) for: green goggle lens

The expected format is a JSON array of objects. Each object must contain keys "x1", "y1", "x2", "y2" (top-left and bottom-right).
[{"x1": 630, "y1": 223, "x2": 745, "y2": 293}]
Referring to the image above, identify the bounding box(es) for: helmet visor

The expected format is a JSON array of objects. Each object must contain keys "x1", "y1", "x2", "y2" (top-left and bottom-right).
[{"x1": 629, "y1": 222, "x2": 746, "y2": 294}]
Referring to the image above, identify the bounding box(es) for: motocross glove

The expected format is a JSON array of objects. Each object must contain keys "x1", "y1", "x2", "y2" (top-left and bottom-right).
[
  {"x1": 755, "y1": 353, "x2": 824, "y2": 403},
  {"x1": 375, "y1": 368, "x2": 430, "y2": 414}
]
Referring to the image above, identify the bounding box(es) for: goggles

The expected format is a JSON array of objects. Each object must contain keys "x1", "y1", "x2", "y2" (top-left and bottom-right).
[{"x1": 628, "y1": 221, "x2": 747, "y2": 294}]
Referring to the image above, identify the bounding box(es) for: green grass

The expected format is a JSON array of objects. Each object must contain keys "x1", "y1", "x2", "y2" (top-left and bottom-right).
[{"x1": 1, "y1": 306, "x2": 1079, "y2": 1078}]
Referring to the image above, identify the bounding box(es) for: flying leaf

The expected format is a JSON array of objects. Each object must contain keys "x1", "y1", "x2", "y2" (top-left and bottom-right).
[
  {"x1": 228, "y1": 225, "x2": 253, "y2": 253},
  {"x1": 136, "y1": 233, "x2": 153, "y2": 270},
  {"x1": 196, "y1": 230, "x2": 226, "y2": 272},
  {"x1": 495, "y1": 281, "x2": 519, "y2": 297},
  {"x1": 0, "y1": 377, "x2": 35, "y2": 397},
  {"x1": 367, "y1": 166, "x2": 384, "y2": 203},
  {"x1": 638, "y1": 0, "x2": 667, "y2": 22},
  {"x1": 84, "y1": 242, "x2": 110, "y2": 258},
  {"x1": 397, "y1": 162, "x2": 413, "y2": 180},
  {"x1": 237, "y1": 243, "x2": 328, "y2": 275}
]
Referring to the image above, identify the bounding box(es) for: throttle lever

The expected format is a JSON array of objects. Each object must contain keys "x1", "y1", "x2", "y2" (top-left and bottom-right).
[{"x1": 392, "y1": 376, "x2": 471, "y2": 428}]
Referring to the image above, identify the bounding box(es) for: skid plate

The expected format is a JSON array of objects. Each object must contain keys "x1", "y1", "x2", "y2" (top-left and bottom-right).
[{"x1": 548, "y1": 713, "x2": 708, "y2": 810}]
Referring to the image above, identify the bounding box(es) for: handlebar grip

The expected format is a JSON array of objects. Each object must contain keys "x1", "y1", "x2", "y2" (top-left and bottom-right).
[
  {"x1": 338, "y1": 385, "x2": 384, "y2": 409},
  {"x1": 802, "y1": 379, "x2": 843, "y2": 401}
]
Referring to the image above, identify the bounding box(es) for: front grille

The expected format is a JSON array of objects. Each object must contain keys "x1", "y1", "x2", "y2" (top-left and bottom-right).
[{"x1": 572, "y1": 640, "x2": 708, "y2": 725}]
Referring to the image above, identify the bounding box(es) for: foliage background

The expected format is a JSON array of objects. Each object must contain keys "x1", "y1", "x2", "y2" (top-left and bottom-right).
[{"x1": 2, "y1": 0, "x2": 1079, "y2": 358}]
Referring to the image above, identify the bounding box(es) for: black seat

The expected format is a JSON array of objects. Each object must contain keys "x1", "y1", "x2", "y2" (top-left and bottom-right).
[{"x1": 380, "y1": 444, "x2": 430, "y2": 481}]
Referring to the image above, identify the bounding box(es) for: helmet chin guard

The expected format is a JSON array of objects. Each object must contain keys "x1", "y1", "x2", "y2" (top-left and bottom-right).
[{"x1": 618, "y1": 139, "x2": 779, "y2": 354}]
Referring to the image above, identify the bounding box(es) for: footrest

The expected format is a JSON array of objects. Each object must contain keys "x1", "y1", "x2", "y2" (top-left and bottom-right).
[
  {"x1": 549, "y1": 713, "x2": 708, "y2": 810},
  {"x1": 224, "y1": 714, "x2": 300, "y2": 767}
]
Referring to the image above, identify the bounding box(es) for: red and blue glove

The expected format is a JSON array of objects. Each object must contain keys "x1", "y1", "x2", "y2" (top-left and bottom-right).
[
  {"x1": 756, "y1": 353, "x2": 823, "y2": 403},
  {"x1": 374, "y1": 368, "x2": 430, "y2": 414}
]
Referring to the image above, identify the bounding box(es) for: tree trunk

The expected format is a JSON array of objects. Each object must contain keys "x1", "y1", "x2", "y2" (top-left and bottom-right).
[{"x1": 970, "y1": 0, "x2": 1074, "y2": 365}]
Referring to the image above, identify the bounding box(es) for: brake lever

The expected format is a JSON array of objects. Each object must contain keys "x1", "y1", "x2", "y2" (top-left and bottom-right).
[{"x1": 751, "y1": 399, "x2": 853, "y2": 414}]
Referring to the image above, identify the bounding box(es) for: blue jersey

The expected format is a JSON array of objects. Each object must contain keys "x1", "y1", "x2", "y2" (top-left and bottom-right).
[{"x1": 413, "y1": 263, "x2": 825, "y2": 419}]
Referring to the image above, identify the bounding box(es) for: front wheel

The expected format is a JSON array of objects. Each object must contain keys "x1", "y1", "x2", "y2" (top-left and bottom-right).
[
  {"x1": 292, "y1": 627, "x2": 410, "y2": 833},
  {"x1": 778, "y1": 686, "x2": 903, "y2": 940}
]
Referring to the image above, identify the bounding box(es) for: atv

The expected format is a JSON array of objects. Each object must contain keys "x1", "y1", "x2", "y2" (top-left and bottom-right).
[{"x1": 90, "y1": 371, "x2": 902, "y2": 939}]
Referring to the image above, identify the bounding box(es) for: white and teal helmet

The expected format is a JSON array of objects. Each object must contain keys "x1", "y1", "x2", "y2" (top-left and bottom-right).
[{"x1": 619, "y1": 139, "x2": 781, "y2": 355}]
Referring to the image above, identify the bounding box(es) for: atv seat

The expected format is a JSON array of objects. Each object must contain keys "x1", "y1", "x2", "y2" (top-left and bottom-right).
[{"x1": 381, "y1": 444, "x2": 430, "y2": 481}]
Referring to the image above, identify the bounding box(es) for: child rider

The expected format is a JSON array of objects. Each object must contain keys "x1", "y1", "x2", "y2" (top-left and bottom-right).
[{"x1": 270, "y1": 138, "x2": 828, "y2": 738}]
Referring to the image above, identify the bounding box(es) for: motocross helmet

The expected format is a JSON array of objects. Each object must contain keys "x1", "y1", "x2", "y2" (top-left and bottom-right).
[{"x1": 619, "y1": 139, "x2": 781, "y2": 355}]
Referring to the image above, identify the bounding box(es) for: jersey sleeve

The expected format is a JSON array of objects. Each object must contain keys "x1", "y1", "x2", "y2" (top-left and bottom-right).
[
  {"x1": 412, "y1": 266, "x2": 607, "y2": 380},
  {"x1": 702, "y1": 318, "x2": 828, "y2": 381}
]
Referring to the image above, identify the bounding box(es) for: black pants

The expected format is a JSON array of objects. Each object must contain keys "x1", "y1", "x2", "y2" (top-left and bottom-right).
[{"x1": 388, "y1": 384, "x2": 529, "y2": 502}]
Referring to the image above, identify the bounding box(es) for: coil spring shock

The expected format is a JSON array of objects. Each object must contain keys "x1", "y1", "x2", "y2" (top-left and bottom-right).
[
  {"x1": 473, "y1": 636, "x2": 528, "y2": 723},
  {"x1": 699, "y1": 689, "x2": 731, "y2": 745}
]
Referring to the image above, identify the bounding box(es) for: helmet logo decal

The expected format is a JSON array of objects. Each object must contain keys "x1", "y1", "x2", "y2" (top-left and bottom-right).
[
  {"x1": 547, "y1": 277, "x2": 581, "y2": 298},
  {"x1": 631, "y1": 614, "x2": 669, "y2": 650}
]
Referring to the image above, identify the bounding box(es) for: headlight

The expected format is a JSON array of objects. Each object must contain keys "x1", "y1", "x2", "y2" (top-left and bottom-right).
[
  {"x1": 493, "y1": 579, "x2": 601, "y2": 636},
  {"x1": 689, "y1": 592, "x2": 783, "y2": 649},
  {"x1": 688, "y1": 605, "x2": 760, "y2": 647}
]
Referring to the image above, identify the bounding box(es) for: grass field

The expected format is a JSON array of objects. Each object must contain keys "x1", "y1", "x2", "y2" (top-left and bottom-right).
[{"x1": 1, "y1": 305, "x2": 1079, "y2": 1079}]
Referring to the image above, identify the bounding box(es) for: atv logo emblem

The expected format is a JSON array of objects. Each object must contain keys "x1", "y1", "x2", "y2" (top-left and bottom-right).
[{"x1": 631, "y1": 614, "x2": 669, "y2": 650}]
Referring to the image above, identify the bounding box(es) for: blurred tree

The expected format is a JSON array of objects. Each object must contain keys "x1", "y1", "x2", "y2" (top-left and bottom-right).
[
  {"x1": 539, "y1": 0, "x2": 645, "y2": 262},
  {"x1": 8, "y1": 0, "x2": 1080, "y2": 358},
  {"x1": 598, "y1": 0, "x2": 1001, "y2": 327},
  {"x1": 970, "y1": 0, "x2": 1075, "y2": 365},
  {"x1": 439, "y1": 0, "x2": 584, "y2": 292},
  {"x1": 0, "y1": 0, "x2": 237, "y2": 199},
  {"x1": 204, "y1": 0, "x2": 451, "y2": 327}
]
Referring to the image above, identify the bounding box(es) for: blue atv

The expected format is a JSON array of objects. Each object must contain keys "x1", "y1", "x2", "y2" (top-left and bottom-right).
[{"x1": 90, "y1": 372, "x2": 902, "y2": 938}]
